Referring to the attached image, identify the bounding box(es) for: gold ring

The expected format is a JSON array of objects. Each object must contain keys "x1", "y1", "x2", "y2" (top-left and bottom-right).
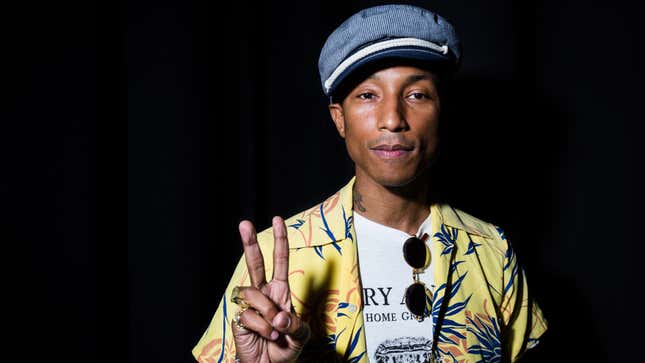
[
  {"x1": 231, "y1": 286, "x2": 250, "y2": 309},
  {"x1": 233, "y1": 307, "x2": 248, "y2": 330}
]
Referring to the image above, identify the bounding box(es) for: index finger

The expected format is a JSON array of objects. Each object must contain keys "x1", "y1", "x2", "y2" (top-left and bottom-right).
[
  {"x1": 271, "y1": 216, "x2": 290, "y2": 282},
  {"x1": 239, "y1": 220, "x2": 267, "y2": 288}
]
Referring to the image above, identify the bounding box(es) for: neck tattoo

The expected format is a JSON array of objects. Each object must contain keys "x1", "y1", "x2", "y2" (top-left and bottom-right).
[{"x1": 353, "y1": 185, "x2": 367, "y2": 212}]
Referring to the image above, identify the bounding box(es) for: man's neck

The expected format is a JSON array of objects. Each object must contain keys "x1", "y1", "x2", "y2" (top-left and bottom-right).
[{"x1": 352, "y1": 170, "x2": 431, "y2": 236}]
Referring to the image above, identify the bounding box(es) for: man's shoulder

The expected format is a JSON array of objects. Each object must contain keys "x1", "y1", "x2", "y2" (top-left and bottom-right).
[
  {"x1": 436, "y1": 204, "x2": 507, "y2": 246},
  {"x1": 437, "y1": 204, "x2": 512, "y2": 263}
]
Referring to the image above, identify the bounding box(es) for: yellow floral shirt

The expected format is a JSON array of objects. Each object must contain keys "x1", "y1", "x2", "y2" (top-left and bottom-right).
[{"x1": 192, "y1": 177, "x2": 548, "y2": 362}]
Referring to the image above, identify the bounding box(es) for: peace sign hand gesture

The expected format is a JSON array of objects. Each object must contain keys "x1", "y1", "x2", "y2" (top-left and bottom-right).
[{"x1": 231, "y1": 217, "x2": 311, "y2": 363}]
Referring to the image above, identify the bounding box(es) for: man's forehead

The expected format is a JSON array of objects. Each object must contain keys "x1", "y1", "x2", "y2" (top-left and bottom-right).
[{"x1": 365, "y1": 68, "x2": 437, "y2": 84}]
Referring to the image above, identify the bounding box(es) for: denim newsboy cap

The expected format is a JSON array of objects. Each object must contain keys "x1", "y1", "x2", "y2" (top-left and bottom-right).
[{"x1": 318, "y1": 4, "x2": 461, "y2": 97}]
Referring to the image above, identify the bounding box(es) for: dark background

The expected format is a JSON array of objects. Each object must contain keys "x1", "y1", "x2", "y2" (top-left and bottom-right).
[{"x1": 3, "y1": 0, "x2": 644, "y2": 362}]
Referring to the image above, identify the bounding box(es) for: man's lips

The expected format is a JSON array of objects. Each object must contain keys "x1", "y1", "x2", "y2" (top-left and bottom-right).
[
  {"x1": 370, "y1": 144, "x2": 413, "y2": 151},
  {"x1": 370, "y1": 144, "x2": 414, "y2": 159}
]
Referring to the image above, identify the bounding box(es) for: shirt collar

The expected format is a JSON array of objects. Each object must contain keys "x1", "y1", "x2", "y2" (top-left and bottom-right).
[{"x1": 284, "y1": 176, "x2": 494, "y2": 249}]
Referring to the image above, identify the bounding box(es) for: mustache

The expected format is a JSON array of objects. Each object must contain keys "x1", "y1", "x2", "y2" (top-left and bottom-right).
[{"x1": 367, "y1": 135, "x2": 415, "y2": 148}]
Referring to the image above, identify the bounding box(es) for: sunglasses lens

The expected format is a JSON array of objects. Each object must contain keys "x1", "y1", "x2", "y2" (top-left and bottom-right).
[
  {"x1": 403, "y1": 236, "x2": 426, "y2": 269},
  {"x1": 405, "y1": 282, "x2": 429, "y2": 317}
]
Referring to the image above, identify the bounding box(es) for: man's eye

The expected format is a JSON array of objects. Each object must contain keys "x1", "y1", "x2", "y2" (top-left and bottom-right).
[
  {"x1": 358, "y1": 92, "x2": 375, "y2": 100},
  {"x1": 408, "y1": 92, "x2": 429, "y2": 100}
]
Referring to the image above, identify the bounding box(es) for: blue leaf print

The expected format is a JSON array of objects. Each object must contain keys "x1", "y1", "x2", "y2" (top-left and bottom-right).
[
  {"x1": 450, "y1": 260, "x2": 465, "y2": 274},
  {"x1": 465, "y1": 240, "x2": 482, "y2": 255},
  {"x1": 499, "y1": 227, "x2": 518, "y2": 294},
  {"x1": 503, "y1": 246, "x2": 518, "y2": 295},
  {"x1": 432, "y1": 271, "x2": 470, "y2": 345},
  {"x1": 319, "y1": 203, "x2": 342, "y2": 256},
  {"x1": 444, "y1": 294, "x2": 472, "y2": 316},
  {"x1": 288, "y1": 219, "x2": 305, "y2": 230},
  {"x1": 336, "y1": 327, "x2": 346, "y2": 341},
  {"x1": 432, "y1": 272, "x2": 469, "y2": 318},
  {"x1": 344, "y1": 326, "x2": 365, "y2": 362},
  {"x1": 342, "y1": 206, "x2": 354, "y2": 242},
  {"x1": 439, "y1": 316, "x2": 469, "y2": 341},
  {"x1": 330, "y1": 241, "x2": 342, "y2": 255},
  {"x1": 323, "y1": 332, "x2": 338, "y2": 351},
  {"x1": 337, "y1": 302, "x2": 352, "y2": 319},
  {"x1": 314, "y1": 245, "x2": 325, "y2": 260},
  {"x1": 467, "y1": 314, "x2": 502, "y2": 363},
  {"x1": 218, "y1": 294, "x2": 227, "y2": 363},
  {"x1": 439, "y1": 326, "x2": 466, "y2": 341},
  {"x1": 448, "y1": 272, "x2": 468, "y2": 300},
  {"x1": 495, "y1": 226, "x2": 507, "y2": 240},
  {"x1": 319, "y1": 203, "x2": 336, "y2": 242},
  {"x1": 503, "y1": 242, "x2": 514, "y2": 270},
  {"x1": 434, "y1": 224, "x2": 458, "y2": 256},
  {"x1": 347, "y1": 351, "x2": 366, "y2": 363},
  {"x1": 320, "y1": 328, "x2": 345, "y2": 351},
  {"x1": 504, "y1": 263, "x2": 519, "y2": 295}
]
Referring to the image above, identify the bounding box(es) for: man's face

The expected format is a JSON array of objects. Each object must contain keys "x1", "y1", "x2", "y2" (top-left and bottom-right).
[{"x1": 329, "y1": 65, "x2": 441, "y2": 187}]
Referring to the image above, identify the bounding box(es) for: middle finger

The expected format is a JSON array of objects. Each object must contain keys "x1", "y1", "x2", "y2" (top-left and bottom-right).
[{"x1": 271, "y1": 216, "x2": 290, "y2": 283}]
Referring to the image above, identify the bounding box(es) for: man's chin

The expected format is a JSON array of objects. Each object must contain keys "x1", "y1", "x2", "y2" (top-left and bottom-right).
[
  {"x1": 371, "y1": 165, "x2": 433, "y2": 188},
  {"x1": 373, "y1": 173, "x2": 418, "y2": 188}
]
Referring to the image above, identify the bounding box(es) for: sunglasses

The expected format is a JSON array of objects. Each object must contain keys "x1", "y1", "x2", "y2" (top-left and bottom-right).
[{"x1": 403, "y1": 233, "x2": 432, "y2": 321}]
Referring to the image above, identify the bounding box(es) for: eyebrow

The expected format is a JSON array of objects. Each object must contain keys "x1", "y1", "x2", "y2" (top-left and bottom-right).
[{"x1": 406, "y1": 74, "x2": 433, "y2": 83}]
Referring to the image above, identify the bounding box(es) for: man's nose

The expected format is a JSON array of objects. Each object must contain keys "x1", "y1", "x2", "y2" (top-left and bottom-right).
[{"x1": 377, "y1": 96, "x2": 408, "y2": 132}]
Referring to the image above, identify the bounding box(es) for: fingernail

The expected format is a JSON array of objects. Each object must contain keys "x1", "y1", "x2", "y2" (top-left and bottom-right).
[
  {"x1": 270, "y1": 330, "x2": 279, "y2": 340},
  {"x1": 273, "y1": 315, "x2": 291, "y2": 330},
  {"x1": 280, "y1": 316, "x2": 292, "y2": 330}
]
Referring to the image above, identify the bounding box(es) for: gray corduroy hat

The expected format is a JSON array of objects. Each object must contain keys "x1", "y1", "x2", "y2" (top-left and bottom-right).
[{"x1": 318, "y1": 4, "x2": 461, "y2": 97}]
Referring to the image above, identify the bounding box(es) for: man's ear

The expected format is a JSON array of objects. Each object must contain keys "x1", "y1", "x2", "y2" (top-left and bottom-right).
[{"x1": 328, "y1": 103, "x2": 346, "y2": 138}]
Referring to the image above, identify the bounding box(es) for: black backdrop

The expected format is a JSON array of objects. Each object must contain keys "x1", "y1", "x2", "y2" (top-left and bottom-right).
[{"x1": 3, "y1": 0, "x2": 644, "y2": 362}]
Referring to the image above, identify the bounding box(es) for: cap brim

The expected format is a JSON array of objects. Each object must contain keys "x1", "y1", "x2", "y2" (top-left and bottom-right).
[{"x1": 326, "y1": 48, "x2": 454, "y2": 97}]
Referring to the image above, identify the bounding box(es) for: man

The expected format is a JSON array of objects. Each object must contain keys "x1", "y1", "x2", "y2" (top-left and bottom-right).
[{"x1": 193, "y1": 4, "x2": 547, "y2": 363}]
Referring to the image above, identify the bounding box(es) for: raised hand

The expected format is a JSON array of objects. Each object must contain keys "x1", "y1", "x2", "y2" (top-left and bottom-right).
[{"x1": 231, "y1": 216, "x2": 311, "y2": 363}]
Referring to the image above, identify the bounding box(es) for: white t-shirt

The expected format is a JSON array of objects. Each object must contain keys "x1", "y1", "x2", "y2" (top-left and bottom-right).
[{"x1": 354, "y1": 211, "x2": 435, "y2": 363}]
